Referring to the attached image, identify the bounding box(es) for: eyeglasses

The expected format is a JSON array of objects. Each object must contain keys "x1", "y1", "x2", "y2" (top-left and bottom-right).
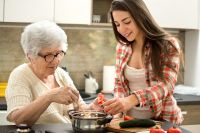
[{"x1": 38, "y1": 50, "x2": 66, "y2": 63}]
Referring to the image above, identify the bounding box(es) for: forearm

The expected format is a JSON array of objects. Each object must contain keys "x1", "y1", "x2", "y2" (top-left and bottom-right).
[{"x1": 9, "y1": 94, "x2": 51, "y2": 126}]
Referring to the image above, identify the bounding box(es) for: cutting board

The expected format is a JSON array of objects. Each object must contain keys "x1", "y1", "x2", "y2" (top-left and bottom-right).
[{"x1": 106, "y1": 118, "x2": 162, "y2": 133}]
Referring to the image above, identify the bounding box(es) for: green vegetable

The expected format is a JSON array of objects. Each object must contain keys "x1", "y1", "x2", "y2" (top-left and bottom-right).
[{"x1": 119, "y1": 119, "x2": 156, "y2": 128}]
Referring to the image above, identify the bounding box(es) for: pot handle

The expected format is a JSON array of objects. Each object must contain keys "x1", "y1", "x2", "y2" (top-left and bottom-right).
[
  {"x1": 97, "y1": 114, "x2": 113, "y2": 125},
  {"x1": 68, "y1": 109, "x2": 75, "y2": 119}
]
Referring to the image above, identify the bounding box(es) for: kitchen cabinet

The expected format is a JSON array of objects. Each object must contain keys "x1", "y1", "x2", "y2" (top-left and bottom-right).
[
  {"x1": 54, "y1": 0, "x2": 92, "y2": 25},
  {"x1": 92, "y1": 0, "x2": 112, "y2": 24},
  {"x1": 179, "y1": 104, "x2": 200, "y2": 125},
  {"x1": 174, "y1": 94, "x2": 200, "y2": 125},
  {"x1": 144, "y1": 0, "x2": 199, "y2": 29},
  {"x1": 4, "y1": 0, "x2": 54, "y2": 22},
  {"x1": 92, "y1": 0, "x2": 199, "y2": 29},
  {"x1": 0, "y1": 0, "x2": 3, "y2": 22}
]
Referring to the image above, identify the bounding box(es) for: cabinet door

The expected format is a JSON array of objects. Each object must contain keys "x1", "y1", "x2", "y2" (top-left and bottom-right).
[
  {"x1": 0, "y1": 0, "x2": 3, "y2": 22},
  {"x1": 144, "y1": 0, "x2": 198, "y2": 29},
  {"x1": 179, "y1": 105, "x2": 200, "y2": 125},
  {"x1": 4, "y1": 0, "x2": 54, "y2": 22},
  {"x1": 55, "y1": 0, "x2": 92, "y2": 24}
]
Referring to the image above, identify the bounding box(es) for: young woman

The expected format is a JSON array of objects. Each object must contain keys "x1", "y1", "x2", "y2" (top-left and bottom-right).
[{"x1": 103, "y1": 0, "x2": 183, "y2": 124}]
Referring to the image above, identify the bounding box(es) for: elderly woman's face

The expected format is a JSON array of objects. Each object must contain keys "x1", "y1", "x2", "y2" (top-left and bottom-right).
[{"x1": 31, "y1": 45, "x2": 65, "y2": 76}]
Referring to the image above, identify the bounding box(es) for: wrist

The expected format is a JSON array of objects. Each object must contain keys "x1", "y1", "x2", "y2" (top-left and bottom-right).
[
  {"x1": 45, "y1": 90, "x2": 54, "y2": 103},
  {"x1": 127, "y1": 94, "x2": 139, "y2": 107},
  {"x1": 88, "y1": 102, "x2": 95, "y2": 110}
]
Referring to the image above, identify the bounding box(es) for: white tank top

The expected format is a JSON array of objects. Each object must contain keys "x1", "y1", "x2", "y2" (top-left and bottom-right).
[{"x1": 124, "y1": 64, "x2": 153, "y2": 119}]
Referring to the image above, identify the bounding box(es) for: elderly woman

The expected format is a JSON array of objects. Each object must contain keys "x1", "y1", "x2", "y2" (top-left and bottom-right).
[{"x1": 6, "y1": 20, "x2": 98, "y2": 126}]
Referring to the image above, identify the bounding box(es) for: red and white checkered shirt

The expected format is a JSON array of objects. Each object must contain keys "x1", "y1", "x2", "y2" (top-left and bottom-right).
[{"x1": 114, "y1": 38, "x2": 183, "y2": 124}]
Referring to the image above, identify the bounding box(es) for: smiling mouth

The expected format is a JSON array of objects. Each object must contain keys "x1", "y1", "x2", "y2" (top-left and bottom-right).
[
  {"x1": 48, "y1": 66, "x2": 57, "y2": 69},
  {"x1": 124, "y1": 32, "x2": 132, "y2": 37}
]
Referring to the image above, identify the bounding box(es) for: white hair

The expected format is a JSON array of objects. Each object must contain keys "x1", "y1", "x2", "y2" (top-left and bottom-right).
[{"x1": 21, "y1": 20, "x2": 68, "y2": 56}]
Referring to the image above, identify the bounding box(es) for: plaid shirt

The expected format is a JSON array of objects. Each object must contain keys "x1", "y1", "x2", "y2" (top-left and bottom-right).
[{"x1": 114, "y1": 38, "x2": 183, "y2": 124}]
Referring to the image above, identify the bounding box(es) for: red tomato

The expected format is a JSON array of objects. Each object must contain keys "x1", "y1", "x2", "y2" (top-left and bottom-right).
[
  {"x1": 123, "y1": 115, "x2": 133, "y2": 121},
  {"x1": 97, "y1": 93, "x2": 105, "y2": 105},
  {"x1": 167, "y1": 126, "x2": 182, "y2": 133},
  {"x1": 150, "y1": 127, "x2": 165, "y2": 133}
]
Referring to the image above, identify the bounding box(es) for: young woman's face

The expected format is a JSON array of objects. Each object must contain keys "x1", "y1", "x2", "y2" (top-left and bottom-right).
[{"x1": 112, "y1": 10, "x2": 142, "y2": 42}]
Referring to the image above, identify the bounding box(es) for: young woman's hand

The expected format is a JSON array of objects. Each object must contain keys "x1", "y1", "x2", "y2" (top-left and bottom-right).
[
  {"x1": 47, "y1": 86, "x2": 79, "y2": 105},
  {"x1": 102, "y1": 94, "x2": 138, "y2": 115}
]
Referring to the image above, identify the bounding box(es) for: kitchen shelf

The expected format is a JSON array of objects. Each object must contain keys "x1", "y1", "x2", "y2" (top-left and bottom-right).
[{"x1": 92, "y1": 0, "x2": 112, "y2": 24}]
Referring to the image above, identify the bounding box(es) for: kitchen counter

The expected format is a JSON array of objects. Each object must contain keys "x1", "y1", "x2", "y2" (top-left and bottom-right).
[
  {"x1": 0, "y1": 97, "x2": 6, "y2": 110},
  {"x1": 0, "y1": 121, "x2": 191, "y2": 133},
  {"x1": 1, "y1": 93, "x2": 200, "y2": 110},
  {"x1": 101, "y1": 93, "x2": 200, "y2": 106},
  {"x1": 173, "y1": 93, "x2": 200, "y2": 105},
  {"x1": 85, "y1": 93, "x2": 200, "y2": 105}
]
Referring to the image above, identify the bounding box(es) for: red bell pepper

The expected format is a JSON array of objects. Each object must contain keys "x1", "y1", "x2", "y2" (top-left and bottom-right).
[
  {"x1": 167, "y1": 126, "x2": 182, "y2": 133},
  {"x1": 123, "y1": 115, "x2": 133, "y2": 121},
  {"x1": 150, "y1": 126, "x2": 165, "y2": 133},
  {"x1": 97, "y1": 93, "x2": 105, "y2": 105}
]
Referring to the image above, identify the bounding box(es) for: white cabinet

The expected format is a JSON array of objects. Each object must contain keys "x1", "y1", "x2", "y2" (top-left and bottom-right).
[
  {"x1": 0, "y1": 0, "x2": 3, "y2": 22},
  {"x1": 144, "y1": 0, "x2": 199, "y2": 29},
  {"x1": 4, "y1": 0, "x2": 54, "y2": 22},
  {"x1": 54, "y1": 0, "x2": 92, "y2": 24}
]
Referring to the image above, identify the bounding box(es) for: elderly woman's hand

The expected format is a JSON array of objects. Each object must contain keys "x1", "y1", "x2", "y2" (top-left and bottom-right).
[{"x1": 47, "y1": 86, "x2": 79, "y2": 105}]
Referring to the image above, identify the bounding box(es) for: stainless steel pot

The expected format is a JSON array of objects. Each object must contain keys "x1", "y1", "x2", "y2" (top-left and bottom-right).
[{"x1": 68, "y1": 110, "x2": 112, "y2": 133}]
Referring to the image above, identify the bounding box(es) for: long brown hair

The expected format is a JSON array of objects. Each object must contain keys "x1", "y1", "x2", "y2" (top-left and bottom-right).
[{"x1": 110, "y1": 0, "x2": 182, "y2": 81}]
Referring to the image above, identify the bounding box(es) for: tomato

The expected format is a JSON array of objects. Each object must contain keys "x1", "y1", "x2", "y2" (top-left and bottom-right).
[
  {"x1": 97, "y1": 93, "x2": 105, "y2": 105},
  {"x1": 150, "y1": 127, "x2": 165, "y2": 133},
  {"x1": 123, "y1": 115, "x2": 133, "y2": 121},
  {"x1": 167, "y1": 126, "x2": 182, "y2": 133}
]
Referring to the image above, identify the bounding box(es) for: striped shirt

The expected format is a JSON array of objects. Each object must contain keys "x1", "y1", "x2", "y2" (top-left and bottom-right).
[{"x1": 114, "y1": 38, "x2": 183, "y2": 124}]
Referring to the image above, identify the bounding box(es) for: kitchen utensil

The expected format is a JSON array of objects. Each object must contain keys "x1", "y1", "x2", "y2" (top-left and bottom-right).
[
  {"x1": 84, "y1": 73, "x2": 89, "y2": 78},
  {"x1": 68, "y1": 110, "x2": 112, "y2": 133},
  {"x1": 85, "y1": 77, "x2": 98, "y2": 94},
  {"x1": 88, "y1": 71, "x2": 93, "y2": 78},
  {"x1": 59, "y1": 78, "x2": 81, "y2": 111}
]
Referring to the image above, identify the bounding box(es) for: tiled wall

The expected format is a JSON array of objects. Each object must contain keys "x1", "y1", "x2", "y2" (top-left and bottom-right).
[{"x1": 0, "y1": 26, "x2": 184, "y2": 91}]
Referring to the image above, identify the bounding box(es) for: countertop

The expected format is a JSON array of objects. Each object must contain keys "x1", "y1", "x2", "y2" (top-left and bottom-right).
[
  {"x1": 84, "y1": 93, "x2": 200, "y2": 105},
  {"x1": 1, "y1": 93, "x2": 200, "y2": 110},
  {"x1": 0, "y1": 97, "x2": 6, "y2": 110},
  {"x1": 0, "y1": 94, "x2": 195, "y2": 133},
  {"x1": 0, "y1": 121, "x2": 191, "y2": 133},
  {"x1": 173, "y1": 93, "x2": 200, "y2": 105}
]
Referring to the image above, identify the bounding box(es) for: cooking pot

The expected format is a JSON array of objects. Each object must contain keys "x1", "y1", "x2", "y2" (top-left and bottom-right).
[{"x1": 68, "y1": 110, "x2": 113, "y2": 133}]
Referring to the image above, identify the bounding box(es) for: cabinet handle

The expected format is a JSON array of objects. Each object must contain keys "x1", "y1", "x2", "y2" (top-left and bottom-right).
[{"x1": 181, "y1": 111, "x2": 187, "y2": 115}]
